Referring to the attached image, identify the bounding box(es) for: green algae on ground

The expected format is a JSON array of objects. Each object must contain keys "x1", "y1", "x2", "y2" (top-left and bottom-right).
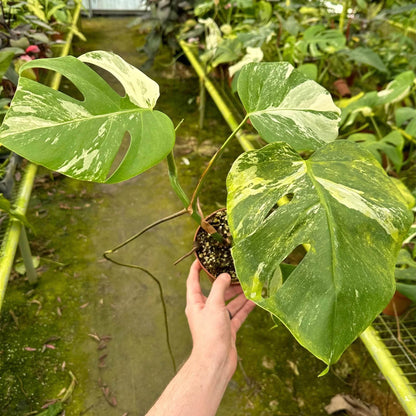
[{"x1": 0, "y1": 178, "x2": 100, "y2": 415}]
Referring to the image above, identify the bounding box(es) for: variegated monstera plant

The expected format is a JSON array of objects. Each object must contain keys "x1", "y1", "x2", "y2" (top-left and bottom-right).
[{"x1": 0, "y1": 51, "x2": 413, "y2": 372}]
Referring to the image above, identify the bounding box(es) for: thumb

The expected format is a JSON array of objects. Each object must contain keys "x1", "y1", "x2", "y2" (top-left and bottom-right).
[{"x1": 207, "y1": 273, "x2": 231, "y2": 306}]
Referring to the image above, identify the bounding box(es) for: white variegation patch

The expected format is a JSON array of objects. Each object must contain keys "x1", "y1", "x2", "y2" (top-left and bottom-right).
[
  {"x1": 2, "y1": 116, "x2": 58, "y2": 135},
  {"x1": 229, "y1": 47, "x2": 263, "y2": 78},
  {"x1": 79, "y1": 51, "x2": 159, "y2": 109},
  {"x1": 58, "y1": 148, "x2": 100, "y2": 177},
  {"x1": 279, "y1": 80, "x2": 341, "y2": 114},
  {"x1": 315, "y1": 176, "x2": 399, "y2": 238}
]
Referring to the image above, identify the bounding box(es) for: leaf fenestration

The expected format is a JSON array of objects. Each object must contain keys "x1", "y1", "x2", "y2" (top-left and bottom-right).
[{"x1": 0, "y1": 52, "x2": 174, "y2": 184}]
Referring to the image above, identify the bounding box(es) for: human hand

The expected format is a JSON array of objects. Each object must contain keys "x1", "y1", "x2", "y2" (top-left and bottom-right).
[{"x1": 185, "y1": 260, "x2": 256, "y2": 381}]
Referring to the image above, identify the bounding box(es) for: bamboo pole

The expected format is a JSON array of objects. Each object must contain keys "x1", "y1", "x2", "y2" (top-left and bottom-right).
[
  {"x1": 0, "y1": 0, "x2": 83, "y2": 312},
  {"x1": 179, "y1": 40, "x2": 255, "y2": 152},
  {"x1": 360, "y1": 326, "x2": 416, "y2": 415}
]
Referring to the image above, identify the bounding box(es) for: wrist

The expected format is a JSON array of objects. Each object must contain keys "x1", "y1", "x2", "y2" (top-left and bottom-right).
[{"x1": 189, "y1": 347, "x2": 235, "y2": 384}]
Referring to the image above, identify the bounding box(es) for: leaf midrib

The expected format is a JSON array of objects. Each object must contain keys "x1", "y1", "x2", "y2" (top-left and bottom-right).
[
  {"x1": 1, "y1": 107, "x2": 149, "y2": 137},
  {"x1": 305, "y1": 158, "x2": 338, "y2": 363},
  {"x1": 249, "y1": 108, "x2": 331, "y2": 117}
]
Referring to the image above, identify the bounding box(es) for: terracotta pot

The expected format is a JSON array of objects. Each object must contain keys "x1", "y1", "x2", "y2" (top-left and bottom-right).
[
  {"x1": 194, "y1": 209, "x2": 239, "y2": 285},
  {"x1": 382, "y1": 291, "x2": 412, "y2": 316},
  {"x1": 333, "y1": 78, "x2": 351, "y2": 97}
]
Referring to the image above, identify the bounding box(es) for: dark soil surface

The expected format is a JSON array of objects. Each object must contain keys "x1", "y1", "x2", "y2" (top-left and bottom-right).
[{"x1": 195, "y1": 210, "x2": 238, "y2": 283}]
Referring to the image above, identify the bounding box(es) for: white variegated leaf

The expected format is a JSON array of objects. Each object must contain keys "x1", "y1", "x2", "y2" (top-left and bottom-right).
[
  {"x1": 227, "y1": 140, "x2": 413, "y2": 366},
  {"x1": 0, "y1": 54, "x2": 174, "y2": 183},
  {"x1": 79, "y1": 50, "x2": 159, "y2": 109},
  {"x1": 237, "y1": 62, "x2": 341, "y2": 151}
]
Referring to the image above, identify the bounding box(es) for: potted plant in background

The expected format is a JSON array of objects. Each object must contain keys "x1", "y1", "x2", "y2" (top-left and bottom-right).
[{"x1": 0, "y1": 51, "x2": 413, "y2": 373}]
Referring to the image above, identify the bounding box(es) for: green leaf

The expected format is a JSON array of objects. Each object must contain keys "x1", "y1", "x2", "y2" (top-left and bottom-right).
[
  {"x1": 345, "y1": 47, "x2": 388, "y2": 73},
  {"x1": 340, "y1": 92, "x2": 379, "y2": 127},
  {"x1": 211, "y1": 38, "x2": 242, "y2": 67},
  {"x1": 0, "y1": 194, "x2": 31, "y2": 227},
  {"x1": 395, "y1": 283, "x2": 416, "y2": 303},
  {"x1": 27, "y1": 0, "x2": 47, "y2": 22},
  {"x1": 296, "y1": 63, "x2": 318, "y2": 81},
  {"x1": 236, "y1": 24, "x2": 275, "y2": 48},
  {"x1": 396, "y1": 249, "x2": 416, "y2": 269},
  {"x1": 0, "y1": 51, "x2": 15, "y2": 79},
  {"x1": 296, "y1": 25, "x2": 346, "y2": 57},
  {"x1": 237, "y1": 62, "x2": 341, "y2": 151},
  {"x1": 348, "y1": 131, "x2": 404, "y2": 171},
  {"x1": 36, "y1": 402, "x2": 63, "y2": 416},
  {"x1": 15, "y1": 255, "x2": 40, "y2": 275},
  {"x1": 28, "y1": 32, "x2": 50, "y2": 44},
  {"x1": 227, "y1": 140, "x2": 412, "y2": 365},
  {"x1": 0, "y1": 51, "x2": 175, "y2": 184},
  {"x1": 256, "y1": 1, "x2": 272, "y2": 23},
  {"x1": 395, "y1": 107, "x2": 416, "y2": 127},
  {"x1": 377, "y1": 71, "x2": 415, "y2": 105},
  {"x1": 405, "y1": 117, "x2": 416, "y2": 137},
  {"x1": 194, "y1": 1, "x2": 214, "y2": 17}
]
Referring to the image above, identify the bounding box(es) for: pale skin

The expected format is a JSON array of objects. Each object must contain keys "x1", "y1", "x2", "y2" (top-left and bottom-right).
[{"x1": 146, "y1": 260, "x2": 256, "y2": 416}]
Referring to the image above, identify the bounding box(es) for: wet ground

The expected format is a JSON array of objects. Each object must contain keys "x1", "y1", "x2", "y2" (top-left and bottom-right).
[{"x1": 0, "y1": 17, "x2": 406, "y2": 416}]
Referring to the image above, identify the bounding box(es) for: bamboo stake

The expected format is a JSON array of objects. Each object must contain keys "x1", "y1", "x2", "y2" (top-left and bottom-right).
[
  {"x1": 179, "y1": 40, "x2": 255, "y2": 152},
  {"x1": 0, "y1": 0, "x2": 83, "y2": 311}
]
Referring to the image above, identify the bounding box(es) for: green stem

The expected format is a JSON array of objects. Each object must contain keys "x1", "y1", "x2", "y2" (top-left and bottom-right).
[
  {"x1": 339, "y1": 0, "x2": 349, "y2": 33},
  {"x1": 199, "y1": 76, "x2": 206, "y2": 129},
  {"x1": 338, "y1": 122, "x2": 370, "y2": 139},
  {"x1": 188, "y1": 115, "x2": 248, "y2": 215},
  {"x1": 165, "y1": 121, "x2": 203, "y2": 225},
  {"x1": 166, "y1": 153, "x2": 202, "y2": 225},
  {"x1": 105, "y1": 209, "x2": 188, "y2": 255},
  {"x1": 317, "y1": 64, "x2": 329, "y2": 83},
  {"x1": 370, "y1": 116, "x2": 382, "y2": 140},
  {"x1": 167, "y1": 152, "x2": 190, "y2": 208}
]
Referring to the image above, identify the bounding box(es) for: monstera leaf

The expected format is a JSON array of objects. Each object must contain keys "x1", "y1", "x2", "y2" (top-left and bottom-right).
[
  {"x1": 0, "y1": 51, "x2": 175, "y2": 183},
  {"x1": 238, "y1": 62, "x2": 341, "y2": 151},
  {"x1": 296, "y1": 25, "x2": 346, "y2": 57},
  {"x1": 227, "y1": 141, "x2": 412, "y2": 367}
]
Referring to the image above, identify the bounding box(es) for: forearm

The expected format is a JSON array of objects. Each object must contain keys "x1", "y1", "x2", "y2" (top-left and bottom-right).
[{"x1": 146, "y1": 352, "x2": 232, "y2": 416}]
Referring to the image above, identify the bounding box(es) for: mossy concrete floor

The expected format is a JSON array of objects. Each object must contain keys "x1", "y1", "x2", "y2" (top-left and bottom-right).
[{"x1": 0, "y1": 17, "x2": 406, "y2": 416}]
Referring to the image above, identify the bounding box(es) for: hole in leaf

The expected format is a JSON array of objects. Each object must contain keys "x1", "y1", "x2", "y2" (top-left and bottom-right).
[
  {"x1": 85, "y1": 63, "x2": 126, "y2": 98},
  {"x1": 57, "y1": 75, "x2": 84, "y2": 101},
  {"x1": 283, "y1": 244, "x2": 307, "y2": 266},
  {"x1": 300, "y1": 151, "x2": 313, "y2": 160},
  {"x1": 265, "y1": 193, "x2": 294, "y2": 219},
  {"x1": 261, "y1": 244, "x2": 309, "y2": 300},
  {"x1": 261, "y1": 267, "x2": 282, "y2": 299},
  {"x1": 106, "y1": 131, "x2": 131, "y2": 178}
]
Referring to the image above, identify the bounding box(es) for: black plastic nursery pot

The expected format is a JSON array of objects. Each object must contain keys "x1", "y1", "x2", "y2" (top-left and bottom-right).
[{"x1": 194, "y1": 208, "x2": 239, "y2": 285}]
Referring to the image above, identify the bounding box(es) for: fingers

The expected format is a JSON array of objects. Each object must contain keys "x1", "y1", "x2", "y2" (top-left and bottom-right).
[
  {"x1": 206, "y1": 272, "x2": 231, "y2": 306},
  {"x1": 224, "y1": 284, "x2": 243, "y2": 301},
  {"x1": 227, "y1": 292, "x2": 249, "y2": 317},
  {"x1": 186, "y1": 260, "x2": 205, "y2": 306},
  {"x1": 231, "y1": 300, "x2": 256, "y2": 333}
]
